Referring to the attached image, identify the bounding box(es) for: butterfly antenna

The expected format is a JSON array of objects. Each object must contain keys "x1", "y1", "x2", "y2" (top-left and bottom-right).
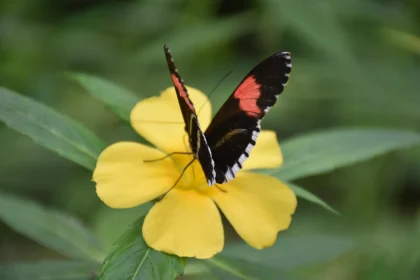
[{"x1": 197, "y1": 70, "x2": 233, "y2": 115}]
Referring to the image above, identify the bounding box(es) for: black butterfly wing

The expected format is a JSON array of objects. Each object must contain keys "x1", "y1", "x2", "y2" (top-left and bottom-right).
[
  {"x1": 164, "y1": 45, "x2": 216, "y2": 185},
  {"x1": 204, "y1": 51, "x2": 292, "y2": 184}
]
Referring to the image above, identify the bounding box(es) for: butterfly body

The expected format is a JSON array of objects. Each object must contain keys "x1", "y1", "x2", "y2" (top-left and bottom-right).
[{"x1": 164, "y1": 45, "x2": 291, "y2": 186}]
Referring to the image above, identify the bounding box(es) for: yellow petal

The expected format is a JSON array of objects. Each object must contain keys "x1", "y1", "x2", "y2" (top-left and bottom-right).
[
  {"x1": 93, "y1": 142, "x2": 179, "y2": 208},
  {"x1": 206, "y1": 172, "x2": 296, "y2": 249},
  {"x1": 130, "y1": 86, "x2": 212, "y2": 154},
  {"x1": 242, "y1": 130, "x2": 283, "y2": 170},
  {"x1": 143, "y1": 188, "x2": 223, "y2": 259}
]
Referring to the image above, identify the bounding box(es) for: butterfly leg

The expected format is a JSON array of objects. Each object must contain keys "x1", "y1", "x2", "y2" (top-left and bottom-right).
[
  {"x1": 157, "y1": 158, "x2": 196, "y2": 200},
  {"x1": 143, "y1": 151, "x2": 193, "y2": 163}
]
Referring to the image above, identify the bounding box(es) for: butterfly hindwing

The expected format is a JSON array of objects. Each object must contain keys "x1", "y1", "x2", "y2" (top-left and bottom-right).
[
  {"x1": 164, "y1": 45, "x2": 216, "y2": 185},
  {"x1": 205, "y1": 52, "x2": 292, "y2": 184},
  {"x1": 187, "y1": 114, "x2": 216, "y2": 185}
]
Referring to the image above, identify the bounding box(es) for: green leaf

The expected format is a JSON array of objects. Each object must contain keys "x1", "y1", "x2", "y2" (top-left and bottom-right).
[
  {"x1": 272, "y1": 129, "x2": 420, "y2": 181},
  {"x1": 203, "y1": 257, "x2": 300, "y2": 280},
  {"x1": 0, "y1": 87, "x2": 105, "y2": 170},
  {"x1": 94, "y1": 203, "x2": 152, "y2": 252},
  {"x1": 0, "y1": 261, "x2": 100, "y2": 280},
  {"x1": 382, "y1": 28, "x2": 420, "y2": 55},
  {"x1": 288, "y1": 183, "x2": 340, "y2": 215},
  {"x1": 198, "y1": 234, "x2": 354, "y2": 279},
  {"x1": 195, "y1": 234, "x2": 353, "y2": 280},
  {"x1": 0, "y1": 191, "x2": 105, "y2": 262},
  {"x1": 100, "y1": 216, "x2": 185, "y2": 280},
  {"x1": 262, "y1": 0, "x2": 352, "y2": 63},
  {"x1": 220, "y1": 234, "x2": 354, "y2": 270},
  {"x1": 70, "y1": 73, "x2": 139, "y2": 122},
  {"x1": 135, "y1": 12, "x2": 254, "y2": 64}
]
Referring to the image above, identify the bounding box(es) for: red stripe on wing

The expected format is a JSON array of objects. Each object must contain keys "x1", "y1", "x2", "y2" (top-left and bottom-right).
[
  {"x1": 171, "y1": 73, "x2": 196, "y2": 113},
  {"x1": 233, "y1": 75, "x2": 261, "y2": 117}
]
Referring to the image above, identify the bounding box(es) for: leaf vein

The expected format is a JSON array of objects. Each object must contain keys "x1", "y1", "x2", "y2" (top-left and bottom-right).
[{"x1": 131, "y1": 248, "x2": 150, "y2": 280}]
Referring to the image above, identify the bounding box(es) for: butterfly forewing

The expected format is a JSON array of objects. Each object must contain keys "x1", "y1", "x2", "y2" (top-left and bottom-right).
[
  {"x1": 164, "y1": 45, "x2": 216, "y2": 185},
  {"x1": 205, "y1": 52, "x2": 292, "y2": 184},
  {"x1": 164, "y1": 45, "x2": 197, "y2": 130}
]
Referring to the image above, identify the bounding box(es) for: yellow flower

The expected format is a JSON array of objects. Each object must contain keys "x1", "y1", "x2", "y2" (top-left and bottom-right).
[{"x1": 93, "y1": 86, "x2": 297, "y2": 259}]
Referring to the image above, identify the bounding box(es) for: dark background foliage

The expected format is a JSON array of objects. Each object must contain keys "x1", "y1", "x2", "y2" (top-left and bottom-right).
[{"x1": 1, "y1": 0, "x2": 419, "y2": 279}]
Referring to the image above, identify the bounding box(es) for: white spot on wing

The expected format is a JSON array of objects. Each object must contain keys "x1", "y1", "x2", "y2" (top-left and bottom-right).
[
  {"x1": 224, "y1": 154, "x2": 248, "y2": 183},
  {"x1": 239, "y1": 154, "x2": 248, "y2": 165},
  {"x1": 245, "y1": 144, "x2": 254, "y2": 155},
  {"x1": 232, "y1": 163, "x2": 241, "y2": 174},
  {"x1": 252, "y1": 130, "x2": 259, "y2": 142},
  {"x1": 224, "y1": 167, "x2": 235, "y2": 181},
  {"x1": 222, "y1": 127, "x2": 262, "y2": 183},
  {"x1": 192, "y1": 114, "x2": 216, "y2": 186}
]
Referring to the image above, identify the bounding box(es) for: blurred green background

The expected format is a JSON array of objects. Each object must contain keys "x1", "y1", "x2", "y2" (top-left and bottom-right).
[{"x1": 1, "y1": 0, "x2": 420, "y2": 279}]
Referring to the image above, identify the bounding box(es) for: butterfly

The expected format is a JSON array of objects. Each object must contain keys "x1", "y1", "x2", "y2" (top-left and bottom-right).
[{"x1": 164, "y1": 44, "x2": 291, "y2": 186}]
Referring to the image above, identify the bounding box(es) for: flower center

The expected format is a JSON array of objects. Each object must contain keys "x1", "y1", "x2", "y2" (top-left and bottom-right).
[{"x1": 171, "y1": 154, "x2": 208, "y2": 191}]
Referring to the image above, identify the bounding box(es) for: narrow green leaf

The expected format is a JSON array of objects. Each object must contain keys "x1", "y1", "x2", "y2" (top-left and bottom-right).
[
  {"x1": 94, "y1": 203, "x2": 152, "y2": 252},
  {"x1": 183, "y1": 261, "x2": 213, "y2": 278},
  {"x1": 262, "y1": 0, "x2": 352, "y2": 63},
  {"x1": 220, "y1": 234, "x2": 354, "y2": 270},
  {"x1": 0, "y1": 191, "x2": 105, "y2": 262},
  {"x1": 100, "y1": 216, "x2": 185, "y2": 280},
  {"x1": 135, "y1": 12, "x2": 254, "y2": 64},
  {"x1": 70, "y1": 73, "x2": 139, "y2": 122},
  {"x1": 272, "y1": 129, "x2": 420, "y2": 181},
  {"x1": 203, "y1": 257, "x2": 300, "y2": 280},
  {"x1": 0, "y1": 261, "x2": 100, "y2": 280},
  {"x1": 382, "y1": 28, "x2": 420, "y2": 55},
  {"x1": 0, "y1": 87, "x2": 105, "y2": 170},
  {"x1": 194, "y1": 233, "x2": 353, "y2": 280},
  {"x1": 288, "y1": 183, "x2": 340, "y2": 215}
]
